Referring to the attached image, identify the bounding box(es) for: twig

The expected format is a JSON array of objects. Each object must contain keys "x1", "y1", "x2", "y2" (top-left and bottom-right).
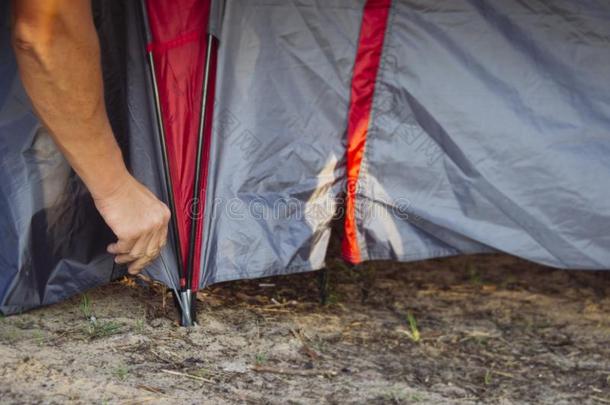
[
  {"x1": 591, "y1": 396, "x2": 610, "y2": 404},
  {"x1": 266, "y1": 298, "x2": 299, "y2": 308},
  {"x1": 259, "y1": 283, "x2": 276, "y2": 288},
  {"x1": 136, "y1": 384, "x2": 166, "y2": 395},
  {"x1": 255, "y1": 308, "x2": 292, "y2": 313},
  {"x1": 160, "y1": 369, "x2": 213, "y2": 383},
  {"x1": 119, "y1": 397, "x2": 157, "y2": 405},
  {"x1": 251, "y1": 365, "x2": 337, "y2": 377}
]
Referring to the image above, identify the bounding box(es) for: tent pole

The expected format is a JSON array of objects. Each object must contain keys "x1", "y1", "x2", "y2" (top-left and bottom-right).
[
  {"x1": 145, "y1": 52, "x2": 186, "y2": 284},
  {"x1": 139, "y1": 0, "x2": 187, "y2": 318},
  {"x1": 184, "y1": 33, "x2": 215, "y2": 326}
]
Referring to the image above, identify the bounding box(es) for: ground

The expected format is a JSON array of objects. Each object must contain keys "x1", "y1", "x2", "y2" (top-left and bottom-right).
[{"x1": 0, "y1": 254, "x2": 609, "y2": 404}]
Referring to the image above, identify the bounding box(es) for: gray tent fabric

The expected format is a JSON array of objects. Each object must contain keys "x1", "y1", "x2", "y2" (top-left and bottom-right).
[
  {"x1": 116, "y1": 1, "x2": 181, "y2": 289},
  {"x1": 199, "y1": 0, "x2": 366, "y2": 288},
  {"x1": 1, "y1": 0, "x2": 609, "y2": 315},
  {"x1": 355, "y1": 0, "x2": 610, "y2": 269},
  {"x1": 208, "y1": 0, "x2": 226, "y2": 38}
]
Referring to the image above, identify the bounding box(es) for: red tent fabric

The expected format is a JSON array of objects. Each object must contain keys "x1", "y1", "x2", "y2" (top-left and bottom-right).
[{"x1": 145, "y1": 0, "x2": 216, "y2": 289}]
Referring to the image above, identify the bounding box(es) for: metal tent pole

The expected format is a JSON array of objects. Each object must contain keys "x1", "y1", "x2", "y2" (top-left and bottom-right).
[
  {"x1": 183, "y1": 32, "x2": 214, "y2": 327},
  {"x1": 139, "y1": 0, "x2": 187, "y2": 320}
]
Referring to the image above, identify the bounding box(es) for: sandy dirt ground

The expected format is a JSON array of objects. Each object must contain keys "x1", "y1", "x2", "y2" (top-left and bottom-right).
[{"x1": 0, "y1": 253, "x2": 609, "y2": 404}]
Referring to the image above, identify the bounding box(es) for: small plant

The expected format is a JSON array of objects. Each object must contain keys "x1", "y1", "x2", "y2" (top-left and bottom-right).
[
  {"x1": 378, "y1": 387, "x2": 408, "y2": 403},
  {"x1": 86, "y1": 320, "x2": 122, "y2": 339},
  {"x1": 80, "y1": 294, "x2": 122, "y2": 339},
  {"x1": 500, "y1": 275, "x2": 517, "y2": 289},
  {"x1": 467, "y1": 263, "x2": 482, "y2": 285},
  {"x1": 311, "y1": 338, "x2": 328, "y2": 354},
  {"x1": 474, "y1": 336, "x2": 490, "y2": 347},
  {"x1": 193, "y1": 368, "x2": 214, "y2": 379},
  {"x1": 80, "y1": 294, "x2": 93, "y2": 319},
  {"x1": 484, "y1": 369, "x2": 492, "y2": 385},
  {"x1": 326, "y1": 291, "x2": 341, "y2": 305},
  {"x1": 113, "y1": 364, "x2": 129, "y2": 381},
  {"x1": 134, "y1": 318, "x2": 146, "y2": 334},
  {"x1": 32, "y1": 330, "x2": 45, "y2": 347},
  {"x1": 255, "y1": 352, "x2": 268, "y2": 365},
  {"x1": 410, "y1": 393, "x2": 424, "y2": 402},
  {"x1": 405, "y1": 312, "x2": 421, "y2": 343},
  {"x1": 0, "y1": 327, "x2": 19, "y2": 344}
]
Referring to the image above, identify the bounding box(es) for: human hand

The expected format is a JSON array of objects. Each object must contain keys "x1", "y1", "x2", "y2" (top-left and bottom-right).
[{"x1": 94, "y1": 174, "x2": 171, "y2": 275}]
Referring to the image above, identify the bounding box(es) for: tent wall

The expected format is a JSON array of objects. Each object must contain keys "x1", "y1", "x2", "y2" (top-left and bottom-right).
[
  {"x1": 199, "y1": 0, "x2": 610, "y2": 291},
  {"x1": 353, "y1": 0, "x2": 610, "y2": 269},
  {"x1": 199, "y1": 0, "x2": 367, "y2": 287}
]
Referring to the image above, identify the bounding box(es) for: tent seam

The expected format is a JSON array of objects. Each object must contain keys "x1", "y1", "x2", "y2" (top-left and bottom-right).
[{"x1": 355, "y1": 0, "x2": 397, "y2": 263}]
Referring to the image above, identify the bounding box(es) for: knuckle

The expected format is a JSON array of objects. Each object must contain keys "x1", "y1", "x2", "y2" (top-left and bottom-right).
[
  {"x1": 161, "y1": 207, "x2": 171, "y2": 222},
  {"x1": 129, "y1": 249, "x2": 143, "y2": 259},
  {"x1": 146, "y1": 247, "x2": 158, "y2": 257},
  {"x1": 119, "y1": 230, "x2": 138, "y2": 241}
]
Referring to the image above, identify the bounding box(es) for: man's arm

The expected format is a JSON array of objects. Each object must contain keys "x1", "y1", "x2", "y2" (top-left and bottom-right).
[{"x1": 11, "y1": 0, "x2": 169, "y2": 274}]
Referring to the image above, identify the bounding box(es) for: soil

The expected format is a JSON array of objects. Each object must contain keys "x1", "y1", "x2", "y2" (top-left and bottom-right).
[{"x1": 0, "y1": 254, "x2": 609, "y2": 404}]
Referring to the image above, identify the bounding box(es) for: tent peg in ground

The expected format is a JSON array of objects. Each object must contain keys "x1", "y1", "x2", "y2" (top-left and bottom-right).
[
  {"x1": 173, "y1": 289, "x2": 197, "y2": 327},
  {"x1": 318, "y1": 268, "x2": 330, "y2": 306}
]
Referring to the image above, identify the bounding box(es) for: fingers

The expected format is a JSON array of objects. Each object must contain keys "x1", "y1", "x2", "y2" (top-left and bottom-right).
[
  {"x1": 147, "y1": 219, "x2": 165, "y2": 256},
  {"x1": 111, "y1": 212, "x2": 170, "y2": 275},
  {"x1": 126, "y1": 226, "x2": 165, "y2": 274},
  {"x1": 127, "y1": 256, "x2": 151, "y2": 275},
  {"x1": 158, "y1": 218, "x2": 169, "y2": 248},
  {"x1": 107, "y1": 238, "x2": 135, "y2": 255},
  {"x1": 98, "y1": 178, "x2": 171, "y2": 275},
  {"x1": 114, "y1": 231, "x2": 154, "y2": 264}
]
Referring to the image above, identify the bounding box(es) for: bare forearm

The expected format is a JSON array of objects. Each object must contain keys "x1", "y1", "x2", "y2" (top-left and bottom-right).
[
  {"x1": 11, "y1": 0, "x2": 170, "y2": 273},
  {"x1": 11, "y1": 0, "x2": 128, "y2": 199}
]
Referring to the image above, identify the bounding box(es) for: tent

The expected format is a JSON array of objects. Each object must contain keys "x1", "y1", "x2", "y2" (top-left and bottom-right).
[{"x1": 1, "y1": 0, "x2": 609, "y2": 322}]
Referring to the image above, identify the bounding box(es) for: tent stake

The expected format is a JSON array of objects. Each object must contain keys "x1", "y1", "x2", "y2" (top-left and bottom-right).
[
  {"x1": 318, "y1": 268, "x2": 329, "y2": 305},
  {"x1": 184, "y1": 33, "x2": 215, "y2": 326},
  {"x1": 179, "y1": 290, "x2": 193, "y2": 326}
]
